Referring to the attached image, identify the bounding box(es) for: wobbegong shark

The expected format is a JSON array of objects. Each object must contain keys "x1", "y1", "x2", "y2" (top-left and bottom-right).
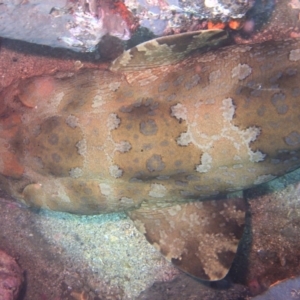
[{"x1": 1, "y1": 29, "x2": 300, "y2": 281}]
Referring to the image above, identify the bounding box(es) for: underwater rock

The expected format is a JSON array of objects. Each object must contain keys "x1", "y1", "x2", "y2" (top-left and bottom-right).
[
  {"x1": 0, "y1": 0, "x2": 136, "y2": 52},
  {"x1": 252, "y1": 277, "x2": 300, "y2": 300},
  {"x1": 0, "y1": 0, "x2": 256, "y2": 51},
  {"x1": 0, "y1": 250, "x2": 23, "y2": 300},
  {"x1": 1, "y1": 29, "x2": 300, "y2": 281},
  {"x1": 126, "y1": 0, "x2": 254, "y2": 35},
  {"x1": 59, "y1": 0, "x2": 138, "y2": 50}
]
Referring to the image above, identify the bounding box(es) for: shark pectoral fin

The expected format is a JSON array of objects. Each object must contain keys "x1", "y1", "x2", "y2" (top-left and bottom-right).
[
  {"x1": 127, "y1": 197, "x2": 246, "y2": 281},
  {"x1": 110, "y1": 29, "x2": 229, "y2": 72}
]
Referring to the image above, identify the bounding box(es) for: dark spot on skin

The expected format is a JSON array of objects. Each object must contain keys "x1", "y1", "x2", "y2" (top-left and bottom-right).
[
  {"x1": 185, "y1": 74, "x2": 200, "y2": 90},
  {"x1": 48, "y1": 133, "x2": 59, "y2": 145},
  {"x1": 126, "y1": 123, "x2": 133, "y2": 130},
  {"x1": 160, "y1": 140, "x2": 169, "y2": 147},
  {"x1": 173, "y1": 75, "x2": 184, "y2": 86},
  {"x1": 147, "y1": 111, "x2": 155, "y2": 117},
  {"x1": 269, "y1": 72, "x2": 282, "y2": 84},
  {"x1": 175, "y1": 180, "x2": 188, "y2": 186},
  {"x1": 149, "y1": 102, "x2": 159, "y2": 111},
  {"x1": 133, "y1": 100, "x2": 142, "y2": 107},
  {"x1": 51, "y1": 153, "x2": 61, "y2": 163},
  {"x1": 48, "y1": 164, "x2": 63, "y2": 176},
  {"x1": 235, "y1": 86, "x2": 243, "y2": 95},
  {"x1": 34, "y1": 157, "x2": 44, "y2": 168},
  {"x1": 260, "y1": 62, "x2": 273, "y2": 72},
  {"x1": 271, "y1": 92, "x2": 288, "y2": 114},
  {"x1": 292, "y1": 88, "x2": 300, "y2": 97},
  {"x1": 250, "y1": 89, "x2": 262, "y2": 97},
  {"x1": 140, "y1": 119, "x2": 158, "y2": 136},
  {"x1": 32, "y1": 125, "x2": 41, "y2": 137},
  {"x1": 133, "y1": 171, "x2": 146, "y2": 178},
  {"x1": 142, "y1": 143, "x2": 153, "y2": 151},
  {"x1": 186, "y1": 175, "x2": 199, "y2": 181},
  {"x1": 130, "y1": 171, "x2": 158, "y2": 181},
  {"x1": 175, "y1": 169, "x2": 186, "y2": 174},
  {"x1": 247, "y1": 81, "x2": 258, "y2": 89},
  {"x1": 271, "y1": 159, "x2": 281, "y2": 164},
  {"x1": 158, "y1": 82, "x2": 169, "y2": 92},
  {"x1": 166, "y1": 94, "x2": 176, "y2": 102},
  {"x1": 62, "y1": 94, "x2": 87, "y2": 113},
  {"x1": 42, "y1": 116, "x2": 60, "y2": 134},
  {"x1": 120, "y1": 106, "x2": 133, "y2": 113},
  {"x1": 257, "y1": 105, "x2": 266, "y2": 117},
  {"x1": 157, "y1": 175, "x2": 170, "y2": 180},
  {"x1": 144, "y1": 98, "x2": 154, "y2": 107},
  {"x1": 73, "y1": 181, "x2": 93, "y2": 196},
  {"x1": 286, "y1": 68, "x2": 297, "y2": 76},
  {"x1": 284, "y1": 131, "x2": 300, "y2": 146},
  {"x1": 146, "y1": 154, "x2": 166, "y2": 172},
  {"x1": 174, "y1": 160, "x2": 182, "y2": 167},
  {"x1": 129, "y1": 177, "x2": 143, "y2": 183}
]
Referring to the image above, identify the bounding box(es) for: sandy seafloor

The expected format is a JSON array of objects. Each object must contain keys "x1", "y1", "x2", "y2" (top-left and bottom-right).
[{"x1": 1, "y1": 1, "x2": 300, "y2": 299}]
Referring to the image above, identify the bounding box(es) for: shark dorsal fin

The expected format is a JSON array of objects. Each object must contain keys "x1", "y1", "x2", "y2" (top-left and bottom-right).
[{"x1": 110, "y1": 30, "x2": 229, "y2": 72}]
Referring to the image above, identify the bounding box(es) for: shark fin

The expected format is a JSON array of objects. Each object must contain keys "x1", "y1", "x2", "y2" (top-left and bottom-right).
[
  {"x1": 127, "y1": 196, "x2": 246, "y2": 280},
  {"x1": 110, "y1": 29, "x2": 229, "y2": 72}
]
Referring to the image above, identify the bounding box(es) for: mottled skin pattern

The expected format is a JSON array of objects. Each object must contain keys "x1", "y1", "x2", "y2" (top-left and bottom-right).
[{"x1": 1, "y1": 30, "x2": 300, "y2": 280}]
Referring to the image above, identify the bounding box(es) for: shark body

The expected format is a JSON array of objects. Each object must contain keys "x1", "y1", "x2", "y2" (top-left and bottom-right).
[{"x1": 1, "y1": 30, "x2": 300, "y2": 280}]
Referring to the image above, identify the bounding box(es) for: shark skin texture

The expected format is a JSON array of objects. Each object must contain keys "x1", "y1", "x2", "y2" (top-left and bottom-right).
[{"x1": 0, "y1": 29, "x2": 300, "y2": 281}]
